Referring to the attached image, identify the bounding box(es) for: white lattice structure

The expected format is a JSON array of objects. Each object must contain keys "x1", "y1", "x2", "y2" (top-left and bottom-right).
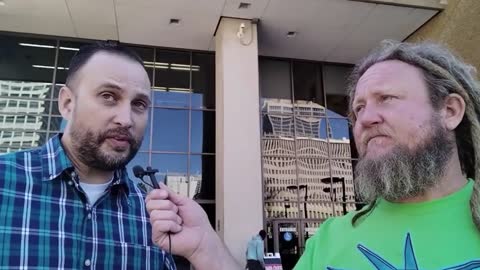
[
  {"x1": 166, "y1": 174, "x2": 202, "y2": 199},
  {"x1": 0, "y1": 81, "x2": 51, "y2": 153},
  {"x1": 262, "y1": 99, "x2": 326, "y2": 138},
  {"x1": 262, "y1": 99, "x2": 355, "y2": 219}
]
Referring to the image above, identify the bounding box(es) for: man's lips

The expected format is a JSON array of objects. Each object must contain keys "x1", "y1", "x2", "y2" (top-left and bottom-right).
[
  {"x1": 106, "y1": 136, "x2": 131, "y2": 148},
  {"x1": 362, "y1": 135, "x2": 391, "y2": 148},
  {"x1": 110, "y1": 135, "x2": 130, "y2": 141}
]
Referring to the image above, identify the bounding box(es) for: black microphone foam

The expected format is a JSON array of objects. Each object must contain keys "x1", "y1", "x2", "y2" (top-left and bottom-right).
[{"x1": 132, "y1": 165, "x2": 145, "y2": 178}]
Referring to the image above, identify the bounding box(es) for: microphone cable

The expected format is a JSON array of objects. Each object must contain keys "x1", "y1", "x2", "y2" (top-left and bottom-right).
[{"x1": 132, "y1": 165, "x2": 175, "y2": 268}]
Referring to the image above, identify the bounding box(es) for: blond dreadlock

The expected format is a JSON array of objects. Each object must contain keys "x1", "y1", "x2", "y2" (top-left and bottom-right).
[{"x1": 347, "y1": 40, "x2": 480, "y2": 230}]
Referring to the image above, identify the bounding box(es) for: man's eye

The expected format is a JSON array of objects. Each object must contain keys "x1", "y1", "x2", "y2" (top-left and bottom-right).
[
  {"x1": 133, "y1": 101, "x2": 147, "y2": 110},
  {"x1": 381, "y1": 95, "x2": 395, "y2": 102},
  {"x1": 354, "y1": 105, "x2": 364, "y2": 114},
  {"x1": 101, "y1": 93, "x2": 115, "y2": 102}
]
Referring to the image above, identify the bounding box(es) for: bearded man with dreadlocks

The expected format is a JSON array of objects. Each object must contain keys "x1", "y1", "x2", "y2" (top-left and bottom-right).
[{"x1": 294, "y1": 41, "x2": 480, "y2": 270}]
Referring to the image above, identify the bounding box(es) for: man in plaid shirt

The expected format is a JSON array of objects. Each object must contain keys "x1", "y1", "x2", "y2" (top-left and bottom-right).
[{"x1": 0, "y1": 42, "x2": 176, "y2": 269}]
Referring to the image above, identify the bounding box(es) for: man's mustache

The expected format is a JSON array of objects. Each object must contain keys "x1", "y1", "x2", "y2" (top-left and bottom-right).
[
  {"x1": 98, "y1": 128, "x2": 135, "y2": 145},
  {"x1": 360, "y1": 127, "x2": 393, "y2": 146}
]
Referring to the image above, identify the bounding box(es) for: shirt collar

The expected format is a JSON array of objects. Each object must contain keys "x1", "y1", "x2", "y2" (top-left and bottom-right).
[{"x1": 40, "y1": 134, "x2": 131, "y2": 195}]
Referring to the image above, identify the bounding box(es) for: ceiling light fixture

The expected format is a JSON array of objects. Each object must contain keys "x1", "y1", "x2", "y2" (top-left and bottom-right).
[
  {"x1": 32, "y1": 65, "x2": 69, "y2": 70},
  {"x1": 169, "y1": 18, "x2": 181, "y2": 25},
  {"x1": 19, "y1": 43, "x2": 55, "y2": 49},
  {"x1": 19, "y1": 43, "x2": 79, "y2": 51},
  {"x1": 287, "y1": 31, "x2": 297, "y2": 38},
  {"x1": 0, "y1": 1, "x2": 6, "y2": 7},
  {"x1": 238, "y1": 2, "x2": 251, "y2": 9},
  {"x1": 59, "y1": 46, "x2": 79, "y2": 51}
]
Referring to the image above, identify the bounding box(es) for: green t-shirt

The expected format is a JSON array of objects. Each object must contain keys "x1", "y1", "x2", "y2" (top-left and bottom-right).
[{"x1": 295, "y1": 180, "x2": 480, "y2": 270}]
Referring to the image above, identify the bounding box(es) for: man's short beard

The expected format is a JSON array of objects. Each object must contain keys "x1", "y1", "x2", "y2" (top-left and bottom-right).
[
  {"x1": 70, "y1": 126, "x2": 141, "y2": 171},
  {"x1": 354, "y1": 118, "x2": 455, "y2": 203}
]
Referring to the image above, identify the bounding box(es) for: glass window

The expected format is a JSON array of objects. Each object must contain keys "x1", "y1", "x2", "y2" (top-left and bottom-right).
[
  {"x1": 152, "y1": 90, "x2": 190, "y2": 108},
  {"x1": 151, "y1": 109, "x2": 188, "y2": 152},
  {"x1": 129, "y1": 45, "x2": 154, "y2": 85},
  {"x1": 262, "y1": 156, "x2": 297, "y2": 200},
  {"x1": 259, "y1": 59, "x2": 292, "y2": 101},
  {"x1": 56, "y1": 40, "x2": 91, "y2": 85},
  {"x1": 293, "y1": 62, "x2": 323, "y2": 106},
  {"x1": 294, "y1": 103, "x2": 327, "y2": 139},
  {"x1": 0, "y1": 114, "x2": 48, "y2": 131},
  {"x1": 0, "y1": 131, "x2": 47, "y2": 153},
  {"x1": 190, "y1": 110, "x2": 215, "y2": 154},
  {"x1": 265, "y1": 201, "x2": 299, "y2": 219},
  {"x1": 327, "y1": 161, "x2": 354, "y2": 191},
  {"x1": 8, "y1": 99, "x2": 18, "y2": 107},
  {"x1": 349, "y1": 126, "x2": 358, "y2": 159},
  {"x1": 0, "y1": 99, "x2": 49, "y2": 115},
  {"x1": 296, "y1": 159, "x2": 330, "y2": 201},
  {"x1": 139, "y1": 108, "x2": 152, "y2": 151},
  {"x1": 129, "y1": 45, "x2": 154, "y2": 62},
  {"x1": 0, "y1": 35, "x2": 56, "y2": 86},
  {"x1": 51, "y1": 100, "x2": 61, "y2": 115},
  {"x1": 49, "y1": 116, "x2": 66, "y2": 132},
  {"x1": 262, "y1": 112, "x2": 295, "y2": 138},
  {"x1": 154, "y1": 50, "x2": 190, "y2": 90},
  {"x1": 191, "y1": 53, "x2": 215, "y2": 109},
  {"x1": 18, "y1": 101, "x2": 28, "y2": 108},
  {"x1": 295, "y1": 127, "x2": 328, "y2": 160},
  {"x1": 51, "y1": 84, "x2": 62, "y2": 99},
  {"x1": 0, "y1": 81, "x2": 53, "y2": 101},
  {"x1": 151, "y1": 153, "x2": 188, "y2": 197},
  {"x1": 324, "y1": 65, "x2": 353, "y2": 117},
  {"x1": 190, "y1": 155, "x2": 215, "y2": 200},
  {"x1": 326, "y1": 117, "x2": 353, "y2": 159},
  {"x1": 326, "y1": 117, "x2": 350, "y2": 140}
]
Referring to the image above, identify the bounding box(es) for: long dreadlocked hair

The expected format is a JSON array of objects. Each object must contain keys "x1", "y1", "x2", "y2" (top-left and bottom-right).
[{"x1": 347, "y1": 40, "x2": 480, "y2": 230}]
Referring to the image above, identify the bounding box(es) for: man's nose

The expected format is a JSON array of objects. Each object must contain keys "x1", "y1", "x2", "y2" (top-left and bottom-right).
[
  {"x1": 357, "y1": 104, "x2": 383, "y2": 128},
  {"x1": 113, "y1": 104, "x2": 133, "y2": 128}
]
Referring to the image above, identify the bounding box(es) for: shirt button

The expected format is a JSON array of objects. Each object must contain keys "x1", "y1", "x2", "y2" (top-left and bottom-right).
[
  {"x1": 68, "y1": 181, "x2": 73, "y2": 186},
  {"x1": 87, "y1": 213, "x2": 92, "y2": 219},
  {"x1": 84, "y1": 259, "x2": 91, "y2": 267}
]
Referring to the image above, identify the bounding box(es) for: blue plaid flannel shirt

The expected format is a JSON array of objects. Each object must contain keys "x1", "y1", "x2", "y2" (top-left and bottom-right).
[{"x1": 0, "y1": 134, "x2": 175, "y2": 269}]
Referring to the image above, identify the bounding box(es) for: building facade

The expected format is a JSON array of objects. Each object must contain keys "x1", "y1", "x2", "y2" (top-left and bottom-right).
[{"x1": 0, "y1": 0, "x2": 450, "y2": 269}]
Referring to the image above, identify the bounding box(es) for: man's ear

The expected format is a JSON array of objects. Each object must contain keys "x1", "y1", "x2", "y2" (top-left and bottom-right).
[
  {"x1": 442, "y1": 93, "x2": 466, "y2": 131},
  {"x1": 58, "y1": 86, "x2": 75, "y2": 121}
]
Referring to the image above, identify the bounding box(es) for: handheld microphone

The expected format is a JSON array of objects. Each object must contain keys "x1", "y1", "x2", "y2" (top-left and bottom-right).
[
  {"x1": 132, "y1": 165, "x2": 160, "y2": 189},
  {"x1": 132, "y1": 165, "x2": 145, "y2": 178},
  {"x1": 132, "y1": 165, "x2": 174, "y2": 264},
  {"x1": 145, "y1": 166, "x2": 160, "y2": 189}
]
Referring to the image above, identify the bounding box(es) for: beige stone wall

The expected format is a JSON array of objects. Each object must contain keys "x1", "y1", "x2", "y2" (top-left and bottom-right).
[{"x1": 407, "y1": 0, "x2": 480, "y2": 71}]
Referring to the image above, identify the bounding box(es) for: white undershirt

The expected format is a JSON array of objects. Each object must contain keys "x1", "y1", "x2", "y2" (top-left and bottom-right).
[{"x1": 79, "y1": 179, "x2": 113, "y2": 205}]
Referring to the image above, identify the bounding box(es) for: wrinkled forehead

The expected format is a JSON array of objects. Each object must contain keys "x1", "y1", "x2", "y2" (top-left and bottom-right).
[
  {"x1": 354, "y1": 61, "x2": 427, "y2": 99},
  {"x1": 70, "y1": 51, "x2": 151, "y2": 91}
]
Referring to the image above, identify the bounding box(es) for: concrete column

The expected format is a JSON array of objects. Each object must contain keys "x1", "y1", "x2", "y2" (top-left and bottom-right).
[{"x1": 215, "y1": 17, "x2": 263, "y2": 265}]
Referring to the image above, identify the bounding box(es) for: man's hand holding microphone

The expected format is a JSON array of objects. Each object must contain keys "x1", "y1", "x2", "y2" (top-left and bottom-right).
[{"x1": 145, "y1": 183, "x2": 241, "y2": 270}]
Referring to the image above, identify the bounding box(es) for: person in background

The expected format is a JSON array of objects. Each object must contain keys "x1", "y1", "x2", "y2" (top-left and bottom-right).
[{"x1": 245, "y1": 230, "x2": 267, "y2": 270}]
